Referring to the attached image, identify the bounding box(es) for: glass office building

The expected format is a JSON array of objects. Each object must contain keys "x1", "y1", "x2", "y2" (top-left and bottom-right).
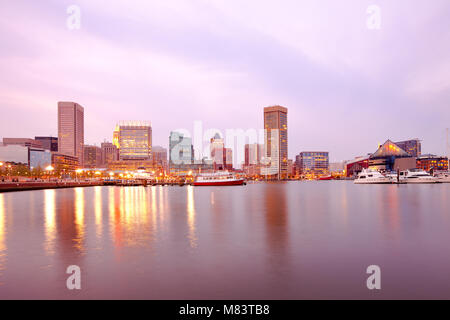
[
  {"x1": 117, "y1": 121, "x2": 152, "y2": 160},
  {"x1": 29, "y1": 149, "x2": 52, "y2": 169},
  {"x1": 297, "y1": 152, "x2": 329, "y2": 177}
]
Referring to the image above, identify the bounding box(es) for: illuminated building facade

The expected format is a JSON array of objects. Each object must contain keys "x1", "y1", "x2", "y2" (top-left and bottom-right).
[
  {"x1": 107, "y1": 160, "x2": 157, "y2": 172},
  {"x1": 368, "y1": 140, "x2": 412, "y2": 171},
  {"x1": 296, "y1": 151, "x2": 329, "y2": 177},
  {"x1": 58, "y1": 101, "x2": 84, "y2": 166},
  {"x1": 117, "y1": 121, "x2": 152, "y2": 160},
  {"x1": 394, "y1": 139, "x2": 421, "y2": 157},
  {"x1": 263, "y1": 106, "x2": 288, "y2": 179},
  {"x1": 416, "y1": 154, "x2": 449, "y2": 172},
  {"x1": 51, "y1": 153, "x2": 79, "y2": 172}
]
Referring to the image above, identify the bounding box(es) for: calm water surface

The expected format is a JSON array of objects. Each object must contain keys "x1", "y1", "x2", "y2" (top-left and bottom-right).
[{"x1": 0, "y1": 182, "x2": 449, "y2": 299}]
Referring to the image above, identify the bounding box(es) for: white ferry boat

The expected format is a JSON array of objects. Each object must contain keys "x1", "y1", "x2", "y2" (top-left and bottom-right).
[
  {"x1": 193, "y1": 171, "x2": 245, "y2": 186},
  {"x1": 354, "y1": 169, "x2": 393, "y2": 184}
]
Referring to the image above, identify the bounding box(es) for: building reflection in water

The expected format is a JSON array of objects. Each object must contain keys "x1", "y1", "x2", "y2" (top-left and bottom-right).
[
  {"x1": 379, "y1": 186, "x2": 400, "y2": 235},
  {"x1": 187, "y1": 186, "x2": 197, "y2": 248},
  {"x1": 0, "y1": 193, "x2": 6, "y2": 282},
  {"x1": 44, "y1": 189, "x2": 56, "y2": 255},
  {"x1": 108, "y1": 186, "x2": 157, "y2": 250},
  {"x1": 109, "y1": 187, "x2": 122, "y2": 247},
  {"x1": 264, "y1": 184, "x2": 289, "y2": 268},
  {"x1": 94, "y1": 186, "x2": 102, "y2": 238},
  {"x1": 74, "y1": 188, "x2": 85, "y2": 252}
]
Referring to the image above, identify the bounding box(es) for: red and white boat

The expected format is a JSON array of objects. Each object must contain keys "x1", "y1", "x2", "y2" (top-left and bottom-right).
[{"x1": 193, "y1": 171, "x2": 245, "y2": 186}]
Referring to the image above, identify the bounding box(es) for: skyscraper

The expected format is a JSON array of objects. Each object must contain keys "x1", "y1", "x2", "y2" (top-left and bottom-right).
[
  {"x1": 116, "y1": 121, "x2": 152, "y2": 160},
  {"x1": 263, "y1": 105, "x2": 288, "y2": 179},
  {"x1": 244, "y1": 143, "x2": 264, "y2": 166},
  {"x1": 58, "y1": 101, "x2": 84, "y2": 166}
]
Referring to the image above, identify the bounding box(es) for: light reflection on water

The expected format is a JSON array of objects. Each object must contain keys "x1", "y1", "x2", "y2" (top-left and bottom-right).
[
  {"x1": 0, "y1": 194, "x2": 6, "y2": 283},
  {"x1": 0, "y1": 182, "x2": 449, "y2": 299}
]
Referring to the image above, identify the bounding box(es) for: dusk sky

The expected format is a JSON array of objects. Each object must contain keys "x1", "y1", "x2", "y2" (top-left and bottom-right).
[{"x1": 1, "y1": 0, "x2": 449, "y2": 162}]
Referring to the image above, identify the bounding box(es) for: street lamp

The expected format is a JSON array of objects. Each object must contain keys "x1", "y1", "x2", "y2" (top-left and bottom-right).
[
  {"x1": 75, "y1": 169, "x2": 83, "y2": 181},
  {"x1": 45, "y1": 165, "x2": 54, "y2": 181}
]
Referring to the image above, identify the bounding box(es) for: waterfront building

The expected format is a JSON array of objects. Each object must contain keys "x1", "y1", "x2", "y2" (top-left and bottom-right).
[
  {"x1": 2, "y1": 138, "x2": 43, "y2": 149},
  {"x1": 416, "y1": 154, "x2": 449, "y2": 172},
  {"x1": 394, "y1": 139, "x2": 421, "y2": 157},
  {"x1": 296, "y1": 151, "x2": 329, "y2": 178},
  {"x1": 243, "y1": 143, "x2": 264, "y2": 177},
  {"x1": 329, "y1": 162, "x2": 345, "y2": 174},
  {"x1": 83, "y1": 145, "x2": 102, "y2": 168},
  {"x1": 345, "y1": 156, "x2": 370, "y2": 177},
  {"x1": 244, "y1": 143, "x2": 264, "y2": 166},
  {"x1": 368, "y1": 140, "x2": 412, "y2": 171},
  {"x1": 210, "y1": 133, "x2": 233, "y2": 170},
  {"x1": 52, "y1": 153, "x2": 79, "y2": 172},
  {"x1": 169, "y1": 131, "x2": 194, "y2": 171},
  {"x1": 35, "y1": 136, "x2": 58, "y2": 152},
  {"x1": 152, "y1": 146, "x2": 168, "y2": 171},
  {"x1": 101, "y1": 142, "x2": 118, "y2": 166},
  {"x1": 263, "y1": 106, "x2": 288, "y2": 179},
  {"x1": 0, "y1": 145, "x2": 52, "y2": 169},
  {"x1": 116, "y1": 121, "x2": 152, "y2": 160},
  {"x1": 107, "y1": 160, "x2": 157, "y2": 173},
  {"x1": 58, "y1": 101, "x2": 84, "y2": 166}
]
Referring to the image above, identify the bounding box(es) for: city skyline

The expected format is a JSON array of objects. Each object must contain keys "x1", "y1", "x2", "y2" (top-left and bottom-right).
[{"x1": 1, "y1": 1, "x2": 450, "y2": 162}]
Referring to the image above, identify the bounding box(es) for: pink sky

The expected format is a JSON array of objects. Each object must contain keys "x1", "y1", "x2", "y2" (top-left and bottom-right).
[{"x1": 1, "y1": 0, "x2": 450, "y2": 162}]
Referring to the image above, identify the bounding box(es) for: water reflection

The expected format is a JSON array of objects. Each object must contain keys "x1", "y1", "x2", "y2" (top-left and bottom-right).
[
  {"x1": 187, "y1": 186, "x2": 197, "y2": 248},
  {"x1": 74, "y1": 188, "x2": 85, "y2": 252},
  {"x1": 0, "y1": 194, "x2": 6, "y2": 283},
  {"x1": 94, "y1": 186, "x2": 102, "y2": 238},
  {"x1": 44, "y1": 189, "x2": 56, "y2": 255},
  {"x1": 108, "y1": 187, "x2": 156, "y2": 249},
  {"x1": 265, "y1": 184, "x2": 288, "y2": 250}
]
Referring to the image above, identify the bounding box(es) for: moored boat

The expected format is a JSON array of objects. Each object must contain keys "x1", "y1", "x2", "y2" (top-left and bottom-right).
[
  {"x1": 434, "y1": 171, "x2": 450, "y2": 183},
  {"x1": 354, "y1": 169, "x2": 393, "y2": 184},
  {"x1": 193, "y1": 171, "x2": 245, "y2": 186},
  {"x1": 400, "y1": 169, "x2": 440, "y2": 184}
]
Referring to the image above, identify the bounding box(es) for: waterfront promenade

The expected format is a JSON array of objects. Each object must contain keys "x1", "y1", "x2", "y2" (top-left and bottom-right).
[{"x1": 0, "y1": 181, "x2": 104, "y2": 193}]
